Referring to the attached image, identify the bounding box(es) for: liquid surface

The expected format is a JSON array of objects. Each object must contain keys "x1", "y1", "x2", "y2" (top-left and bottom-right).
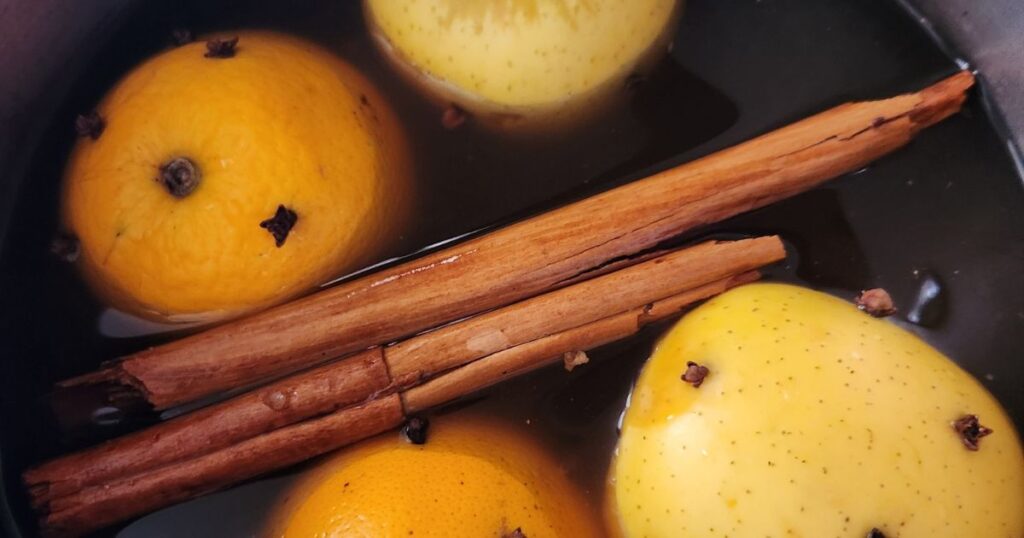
[{"x1": 0, "y1": 0, "x2": 1021, "y2": 536}]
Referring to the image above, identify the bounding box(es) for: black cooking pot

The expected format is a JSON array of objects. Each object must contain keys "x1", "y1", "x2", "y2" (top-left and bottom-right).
[{"x1": 1, "y1": 1, "x2": 1021, "y2": 536}]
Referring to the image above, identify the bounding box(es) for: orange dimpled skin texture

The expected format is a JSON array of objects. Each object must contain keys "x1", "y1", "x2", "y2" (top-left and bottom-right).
[
  {"x1": 269, "y1": 415, "x2": 604, "y2": 538},
  {"x1": 62, "y1": 31, "x2": 411, "y2": 322}
]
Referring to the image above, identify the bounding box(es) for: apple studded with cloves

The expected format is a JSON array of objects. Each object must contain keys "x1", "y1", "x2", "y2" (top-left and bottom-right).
[{"x1": 609, "y1": 283, "x2": 1023, "y2": 537}]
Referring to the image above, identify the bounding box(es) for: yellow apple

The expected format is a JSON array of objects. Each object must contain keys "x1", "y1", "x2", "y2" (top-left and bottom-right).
[
  {"x1": 364, "y1": 0, "x2": 682, "y2": 131},
  {"x1": 610, "y1": 283, "x2": 1023, "y2": 537}
]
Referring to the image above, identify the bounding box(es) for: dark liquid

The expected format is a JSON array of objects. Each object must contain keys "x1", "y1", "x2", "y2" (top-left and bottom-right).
[{"x1": 1, "y1": 1, "x2": 1022, "y2": 536}]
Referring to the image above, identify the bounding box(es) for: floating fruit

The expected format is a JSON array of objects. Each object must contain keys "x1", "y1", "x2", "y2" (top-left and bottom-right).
[
  {"x1": 269, "y1": 414, "x2": 603, "y2": 537},
  {"x1": 364, "y1": 0, "x2": 682, "y2": 130},
  {"x1": 62, "y1": 31, "x2": 411, "y2": 322},
  {"x1": 609, "y1": 283, "x2": 1023, "y2": 537}
]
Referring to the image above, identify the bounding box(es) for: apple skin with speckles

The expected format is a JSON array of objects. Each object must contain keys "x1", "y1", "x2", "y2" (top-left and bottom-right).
[
  {"x1": 609, "y1": 283, "x2": 1024, "y2": 538},
  {"x1": 364, "y1": 0, "x2": 682, "y2": 131}
]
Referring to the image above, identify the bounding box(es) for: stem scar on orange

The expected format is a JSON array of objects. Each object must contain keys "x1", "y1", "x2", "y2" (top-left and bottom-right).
[{"x1": 62, "y1": 31, "x2": 412, "y2": 323}]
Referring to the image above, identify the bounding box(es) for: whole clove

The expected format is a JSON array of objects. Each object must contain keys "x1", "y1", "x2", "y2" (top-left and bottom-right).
[
  {"x1": 952, "y1": 414, "x2": 993, "y2": 451},
  {"x1": 441, "y1": 103, "x2": 468, "y2": 129},
  {"x1": 75, "y1": 112, "x2": 105, "y2": 140},
  {"x1": 855, "y1": 288, "x2": 896, "y2": 317},
  {"x1": 401, "y1": 416, "x2": 429, "y2": 445},
  {"x1": 171, "y1": 28, "x2": 194, "y2": 46},
  {"x1": 259, "y1": 205, "x2": 298, "y2": 247},
  {"x1": 205, "y1": 37, "x2": 239, "y2": 58},
  {"x1": 562, "y1": 350, "x2": 589, "y2": 372},
  {"x1": 681, "y1": 361, "x2": 710, "y2": 387},
  {"x1": 624, "y1": 72, "x2": 647, "y2": 92},
  {"x1": 49, "y1": 234, "x2": 80, "y2": 263}
]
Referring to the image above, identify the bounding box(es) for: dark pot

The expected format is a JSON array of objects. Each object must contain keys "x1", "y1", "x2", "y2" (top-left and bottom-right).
[{"x1": 0, "y1": 1, "x2": 1021, "y2": 536}]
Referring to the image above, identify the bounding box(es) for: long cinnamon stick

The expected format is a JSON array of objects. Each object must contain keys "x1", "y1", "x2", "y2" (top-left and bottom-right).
[
  {"x1": 26, "y1": 236, "x2": 783, "y2": 512},
  {"x1": 59, "y1": 71, "x2": 974, "y2": 410}
]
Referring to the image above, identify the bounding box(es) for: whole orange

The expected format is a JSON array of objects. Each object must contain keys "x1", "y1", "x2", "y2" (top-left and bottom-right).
[
  {"x1": 268, "y1": 414, "x2": 604, "y2": 537},
  {"x1": 62, "y1": 31, "x2": 411, "y2": 322}
]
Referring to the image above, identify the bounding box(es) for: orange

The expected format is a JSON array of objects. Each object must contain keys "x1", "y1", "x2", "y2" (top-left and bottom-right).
[
  {"x1": 268, "y1": 414, "x2": 604, "y2": 537},
  {"x1": 62, "y1": 31, "x2": 411, "y2": 323}
]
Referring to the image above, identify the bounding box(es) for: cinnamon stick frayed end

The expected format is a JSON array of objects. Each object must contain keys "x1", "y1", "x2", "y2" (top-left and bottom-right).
[
  {"x1": 907, "y1": 70, "x2": 975, "y2": 129},
  {"x1": 53, "y1": 365, "x2": 153, "y2": 409}
]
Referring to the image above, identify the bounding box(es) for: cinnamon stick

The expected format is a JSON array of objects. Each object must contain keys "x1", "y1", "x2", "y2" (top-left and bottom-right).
[
  {"x1": 38, "y1": 396, "x2": 404, "y2": 537},
  {"x1": 385, "y1": 236, "x2": 784, "y2": 387},
  {"x1": 31, "y1": 265, "x2": 762, "y2": 536},
  {"x1": 26, "y1": 236, "x2": 783, "y2": 517},
  {"x1": 402, "y1": 270, "x2": 760, "y2": 413},
  {"x1": 58, "y1": 71, "x2": 974, "y2": 410},
  {"x1": 26, "y1": 349, "x2": 389, "y2": 505}
]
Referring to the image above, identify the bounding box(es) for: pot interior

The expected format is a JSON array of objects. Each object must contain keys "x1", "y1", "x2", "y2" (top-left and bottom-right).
[{"x1": 0, "y1": 0, "x2": 1021, "y2": 536}]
